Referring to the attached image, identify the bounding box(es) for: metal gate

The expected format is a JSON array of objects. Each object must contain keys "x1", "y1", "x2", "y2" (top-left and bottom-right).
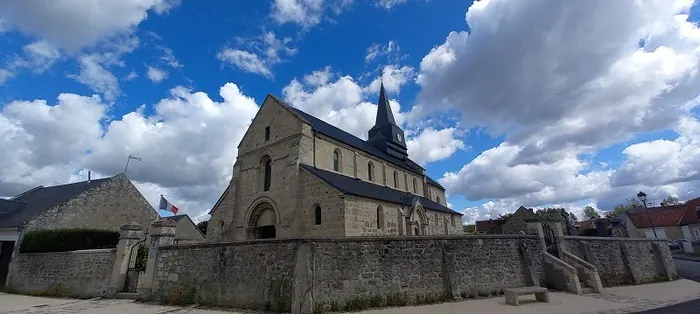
[
  {"x1": 123, "y1": 235, "x2": 148, "y2": 292},
  {"x1": 542, "y1": 223, "x2": 559, "y2": 258}
]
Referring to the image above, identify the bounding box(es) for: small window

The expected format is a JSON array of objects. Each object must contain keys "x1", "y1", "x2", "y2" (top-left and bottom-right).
[
  {"x1": 412, "y1": 178, "x2": 417, "y2": 193},
  {"x1": 377, "y1": 206, "x2": 384, "y2": 229},
  {"x1": 265, "y1": 126, "x2": 270, "y2": 141},
  {"x1": 393, "y1": 171, "x2": 399, "y2": 188},
  {"x1": 436, "y1": 196, "x2": 441, "y2": 204},
  {"x1": 333, "y1": 149, "x2": 341, "y2": 172},
  {"x1": 443, "y1": 217, "x2": 448, "y2": 234},
  {"x1": 368, "y1": 162, "x2": 374, "y2": 182},
  {"x1": 264, "y1": 158, "x2": 271, "y2": 191},
  {"x1": 220, "y1": 220, "x2": 224, "y2": 230},
  {"x1": 451, "y1": 215, "x2": 456, "y2": 227},
  {"x1": 315, "y1": 205, "x2": 322, "y2": 225}
]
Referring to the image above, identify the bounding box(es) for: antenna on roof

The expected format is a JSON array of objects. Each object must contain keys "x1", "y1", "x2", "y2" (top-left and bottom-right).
[{"x1": 124, "y1": 154, "x2": 142, "y2": 175}]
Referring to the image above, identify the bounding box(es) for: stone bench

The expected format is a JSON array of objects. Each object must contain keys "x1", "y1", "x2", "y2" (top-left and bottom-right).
[{"x1": 504, "y1": 286, "x2": 549, "y2": 306}]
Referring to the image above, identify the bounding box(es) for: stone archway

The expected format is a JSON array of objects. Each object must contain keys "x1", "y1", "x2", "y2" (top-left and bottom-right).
[{"x1": 246, "y1": 202, "x2": 277, "y2": 239}]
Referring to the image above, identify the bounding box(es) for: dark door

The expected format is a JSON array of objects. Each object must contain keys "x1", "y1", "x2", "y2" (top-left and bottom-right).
[{"x1": 0, "y1": 241, "x2": 15, "y2": 286}]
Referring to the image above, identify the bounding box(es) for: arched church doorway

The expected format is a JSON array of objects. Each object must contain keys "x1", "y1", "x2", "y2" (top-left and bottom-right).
[{"x1": 247, "y1": 202, "x2": 277, "y2": 239}]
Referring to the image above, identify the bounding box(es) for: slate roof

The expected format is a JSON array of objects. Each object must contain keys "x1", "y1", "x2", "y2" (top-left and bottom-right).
[
  {"x1": 626, "y1": 205, "x2": 689, "y2": 228},
  {"x1": 0, "y1": 177, "x2": 112, "y2": 228},
  {"x1": 475, "y1": 219, "x2": 498, "y2": 233},
  {"x1": 167, "y1": 214, "x2": 188, "y2": 222},
  {"x1": 268, "y1": 95, "x2": 445, "y2": 189},
  {"x1": 574, "y1": 219, "x2": 595, "y2": 230},
  {"x1": 300, "y1": 164, "x2": 461, "y2": 215}
]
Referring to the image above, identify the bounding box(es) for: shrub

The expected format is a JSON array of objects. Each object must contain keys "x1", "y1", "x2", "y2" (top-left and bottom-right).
[
  {"x1": 134, "y1": 244, "x2": 149, "y2": 271},
  {"x1": 19, "y1": 228, "x2": 120, "y2": 253}
]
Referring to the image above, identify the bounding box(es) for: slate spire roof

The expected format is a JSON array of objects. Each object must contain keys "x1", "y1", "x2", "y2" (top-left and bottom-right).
[{"x1": 375, "y1": 82, "x2": 397, "y2": 126}]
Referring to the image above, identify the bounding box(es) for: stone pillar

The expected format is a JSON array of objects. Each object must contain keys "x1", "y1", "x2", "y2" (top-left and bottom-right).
[
  {"x1": 527, "y1": 222, "x2": 545, "y2": 251},
  {"x1": 107, "y1": 224, "x2": 144, "y2": 296},
  {"x1": 552, "y1": 223, "x2": 566, "y2": 257},
  {"x1": 292, "y1": 243, "x2": 314, "y2": 314},
  {"x1": 138, "y1": 219, "x2": 176, "y2": 298}
]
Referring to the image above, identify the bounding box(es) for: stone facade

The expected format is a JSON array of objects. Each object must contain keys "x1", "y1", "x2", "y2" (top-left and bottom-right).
[
  {"x1": 23, "y1": 174, "x2": 158, "y2": 232},
  {"x1": 564, "y1": 237, "x2": 677, "y2": 287},
  {"x1": 207, "y1": 95, "x2": 461, "y2": 242},
  {"x1": 151, "y1": 235, "x2": 544, "y2": 312},
  {"x1": 173, "y1": 217, "x2": 205, "y2": 244},
  {"x1": 9, "y1": 249, "x2": 116, "y2": 298}
]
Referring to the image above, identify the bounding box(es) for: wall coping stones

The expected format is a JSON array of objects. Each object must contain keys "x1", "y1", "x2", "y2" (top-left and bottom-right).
[
  {"x1": 16, "y1": 248, "x2": 117, "y2": 256},
  {"x1": 562, "y1": 236, "x2": 667, "y2": 242},
  {"x1": 159, "y1": 234, "x2": 540, "y2": 250},
  {"x1": 544, "y1": 252, "x2": 577, "y2": 273},
  {"x1": 120, "y1": 224, "x2": 144, "y2": 231},
  {"x1": 563, "y1": 251, "x2": 597, "y2": 271}
]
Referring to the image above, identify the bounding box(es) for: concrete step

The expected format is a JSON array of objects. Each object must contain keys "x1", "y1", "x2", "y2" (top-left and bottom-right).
[
  {"x1": 113, "y1": 292, "x2": 139, "y2": 300},
  {"x1": 581, "y1": 287, "x2": 594, "y2": 294}
]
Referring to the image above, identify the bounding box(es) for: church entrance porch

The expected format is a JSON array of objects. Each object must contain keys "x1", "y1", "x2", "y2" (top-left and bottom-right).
[{"x1": 246, "y1": 202, "x2": 277, "y2": 240}]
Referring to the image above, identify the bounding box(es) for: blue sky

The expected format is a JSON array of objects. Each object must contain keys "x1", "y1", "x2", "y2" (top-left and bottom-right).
[{"x1": 2, "y1": 0, "x2": 700, "y2": 223}]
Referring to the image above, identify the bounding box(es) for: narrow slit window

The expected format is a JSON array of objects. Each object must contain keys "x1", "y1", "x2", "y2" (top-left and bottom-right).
[
  {"x1": 265, "y1": 126, "x2": 270, "y2": 141},
  {"x1": 315, "y1": 205, "x2": 322, "y2": 225}
]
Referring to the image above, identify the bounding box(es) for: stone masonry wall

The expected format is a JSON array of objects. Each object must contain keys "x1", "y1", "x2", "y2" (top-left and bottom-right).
[
  {"x1": 564, "y1": 237, "x2": 675, "y2": 286},
  {"x1": 299, "y1": 170, "x2": 345, "y2": 237},
  {"x1": 152, "y1": 241, "x2": 298, "y2": 311},
  {"x1": 24, "y1": 174, "x2": 158, "y2": 232},
  {"x1": 9, "y1": 249, "x2": 116, "y2": 298},
  {"x1": 151, "y1": 235, "x2": 543, "y2": 311}
]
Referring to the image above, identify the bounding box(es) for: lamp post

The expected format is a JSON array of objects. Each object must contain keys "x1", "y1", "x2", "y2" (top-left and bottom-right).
[{"x1": 637, "y1": 191, "x2": 658, "y2": 238}]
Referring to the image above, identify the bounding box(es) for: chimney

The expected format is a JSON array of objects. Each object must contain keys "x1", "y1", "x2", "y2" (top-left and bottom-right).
[{"x1": 88, "y1": 171, "x2": 91, "y2": 182}]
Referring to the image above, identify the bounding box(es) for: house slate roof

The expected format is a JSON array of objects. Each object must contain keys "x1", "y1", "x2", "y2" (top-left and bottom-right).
[
  {"x1": 166, "y1": 214, "x2": 188, "y2": 222},
  {"x1": 574, "y1": 219, "x2": 595, "y2": 230},
  {"x1": 475, "y1": 219, "x2": 499, "y2": 233},
  {"x1": 300, "y1": 164, "x2": 461, "y2": 215},
  {"x1": 626, "y1": 204, "x2": 690, "y2": 228},
  {"x1": 0, "y1": 177, "x2": 112, "y2": 228},
  {"x1": 268, "y1": 95, "x2": 446, "y2": 190}
]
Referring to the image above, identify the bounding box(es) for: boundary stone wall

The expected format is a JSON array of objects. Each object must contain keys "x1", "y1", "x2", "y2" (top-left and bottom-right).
[
  {"x1": 150, "y1": 235, "x2": 544, "y2": 312},
  {"x1": 563, "y1": 236, "x2": 677, "y2": 287},
  {"x1": 9, "y1": 248, "x2": 116, "y2": 298}
]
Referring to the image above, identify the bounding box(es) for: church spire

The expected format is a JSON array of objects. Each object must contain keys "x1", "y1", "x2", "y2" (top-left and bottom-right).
[
  {"x1": 375, "y1": 81, "x2": 397, "y2": 126},
  {"x1": 367, "y1": 76, "x2": 408, "y2": 160}
]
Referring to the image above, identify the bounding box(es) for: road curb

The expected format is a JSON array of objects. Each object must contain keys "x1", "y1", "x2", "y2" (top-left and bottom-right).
[{"x1": 673, "y1": 256, "x2": 700, "y2": 262}]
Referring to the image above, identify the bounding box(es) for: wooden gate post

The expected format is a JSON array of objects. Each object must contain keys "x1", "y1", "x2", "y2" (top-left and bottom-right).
[{"x1": 107, "y1": 224, "x2": 144, "y2": 296}]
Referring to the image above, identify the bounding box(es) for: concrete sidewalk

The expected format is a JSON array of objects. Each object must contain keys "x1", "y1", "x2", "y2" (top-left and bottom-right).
[{"x1": 2, "y1": 279, "x2": 700, "y2": 314}]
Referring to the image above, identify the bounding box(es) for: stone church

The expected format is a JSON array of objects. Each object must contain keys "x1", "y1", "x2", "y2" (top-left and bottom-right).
[{"x1": 206, "y1": 83, "x2": 463, "y2": 241}]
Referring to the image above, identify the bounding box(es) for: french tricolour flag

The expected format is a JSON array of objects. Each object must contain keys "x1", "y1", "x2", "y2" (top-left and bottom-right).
[{"x1": 159, "y1": 195, "x2": 179, "y2": 214}]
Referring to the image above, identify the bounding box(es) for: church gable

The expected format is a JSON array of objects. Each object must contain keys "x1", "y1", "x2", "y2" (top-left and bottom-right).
[{"x1": 237, "y1": 95, "x2": 306, "y2": 155}]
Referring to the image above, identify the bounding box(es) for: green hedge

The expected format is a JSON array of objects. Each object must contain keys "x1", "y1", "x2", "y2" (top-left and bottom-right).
[{"x1": 19, "y1": 228, "x2": 120, "y2": 253}]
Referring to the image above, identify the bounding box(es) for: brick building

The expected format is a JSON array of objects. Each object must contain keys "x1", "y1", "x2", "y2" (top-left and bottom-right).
[
  {"x1": 0, "y1": 173, "x2": 158, "y2": 285},
  {"x1": 207, "y1": 83, "x2": 463, "y2": 241}
]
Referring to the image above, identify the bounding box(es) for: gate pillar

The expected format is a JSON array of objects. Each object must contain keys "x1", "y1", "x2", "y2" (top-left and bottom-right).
[{"x1": 107, "y1": 223, "x2": 144, "y2": 296}]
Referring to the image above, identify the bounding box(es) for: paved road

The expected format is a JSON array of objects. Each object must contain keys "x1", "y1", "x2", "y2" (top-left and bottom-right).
[
  {"x1": 632, "y1": 258, "x2": 700, "y2": 313},
  {"x1": 634, "y1": 298, "x2": 700, "y2": 314},
  {"x1": 673, "y1": 258, "x2": 700, "y2": 282}
]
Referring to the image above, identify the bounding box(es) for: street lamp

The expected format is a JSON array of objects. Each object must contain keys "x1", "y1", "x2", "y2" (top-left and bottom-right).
[{"x1": 637, "y1": 191, "x2": 658, "y2": 238}]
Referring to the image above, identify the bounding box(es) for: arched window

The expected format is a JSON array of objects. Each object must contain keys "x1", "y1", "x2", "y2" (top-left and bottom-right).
[
  {"x1": 333, "y1": 149, "x2": 341, "y2": 172},
  {"x1": 315, "y1": 205, "x2": 322, "y2": 225},
  {"x1": 376, "y1": 206, "x2": 384, "y2": 229},
  {"x1": 436, "y1": 196, "x2": 441, "y2": 204},
  {"x1": 259, "y1": 155, "x2": 272, "y2": 192},
  {"x1": 393, "y1": 171, "x2": 399, "y2": 188},
  {"x1": 412, "y1": 178, "x2": 417, "y2": 193},
  {"x1": 368, "y1": 162, "x2": 374, "y2": 182}
]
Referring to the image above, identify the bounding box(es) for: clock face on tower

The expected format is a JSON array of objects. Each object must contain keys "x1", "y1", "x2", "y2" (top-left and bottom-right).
[{"x1": 396, "y1": 133, "x2": 402, "y2": 142}]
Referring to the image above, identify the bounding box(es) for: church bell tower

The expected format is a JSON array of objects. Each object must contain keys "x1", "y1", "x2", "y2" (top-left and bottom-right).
[{"x1": 367, "y1": 82, "x2": 408, "y2": 159}]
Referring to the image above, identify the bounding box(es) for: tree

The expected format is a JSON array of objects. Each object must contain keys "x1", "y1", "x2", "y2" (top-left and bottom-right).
[
  {"x1": 196, "y1": 220, "x2": 208, "y2": 235},
  {"x1": 463, "y1": 224, "x2": 475, "y2": 234},
  {"x1": 660, "y1": 196, "x2": 681, "y2": 206},
  {"x1": 605, "y1": 197, "x2": 644, "y2": 218},
  {"x1": 583, "y1": 206, "x2": 600, "y2": 220},
  {"x1": 569, "y1": 212, "x2": 579, "y2": 223},
  {"x1": 535, "y1": 207, "x2": 577, "y2": 234}
]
